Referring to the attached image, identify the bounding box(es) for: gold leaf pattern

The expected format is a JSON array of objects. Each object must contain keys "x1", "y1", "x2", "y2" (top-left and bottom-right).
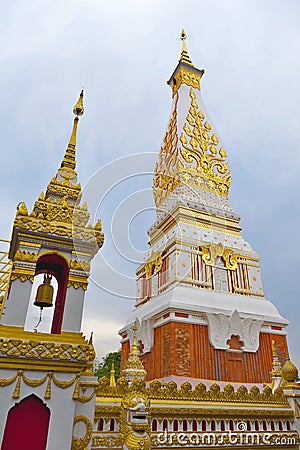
[
  {"x1": 153, "y1": 88, "x2": 231, "y2": 208},
  {"x1": 0, "y1": 338, "x2": 94, "y2": 363}
]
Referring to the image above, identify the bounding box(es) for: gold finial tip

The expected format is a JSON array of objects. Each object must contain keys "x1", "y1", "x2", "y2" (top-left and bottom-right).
[
  {"x1": 181, "y1": 29, "x2": 186, "y2": 40},
  {"x1": 133, "y1": 320, "x2": 138, "y2": 331},
  {"x1": 73, "y1": 90, "x2": 84, "y2": 117}
]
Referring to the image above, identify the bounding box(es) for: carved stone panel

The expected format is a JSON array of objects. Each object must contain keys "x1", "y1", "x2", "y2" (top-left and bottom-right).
[{"x1": 175, "y1": 327, "x2": 190, "y2": 376}]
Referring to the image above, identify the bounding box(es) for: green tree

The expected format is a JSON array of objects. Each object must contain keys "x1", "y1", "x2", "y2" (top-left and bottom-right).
[{"x1": 94, "y1": 349, "x2": 121, "y2": 380}]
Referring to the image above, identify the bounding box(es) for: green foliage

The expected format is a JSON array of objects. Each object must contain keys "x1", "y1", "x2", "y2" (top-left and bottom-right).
[{"x1": 94, "y1": 349, "x2": 121, "y2": 380}]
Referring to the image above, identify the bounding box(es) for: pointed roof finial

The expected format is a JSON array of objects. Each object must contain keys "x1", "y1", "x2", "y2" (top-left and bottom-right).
[
  {"x1": 122, "y1": 320, "x2": 146, "y2": 382},
  {"x1": 60, "y1": 90, "x2": 84, "y2": 172},
  {"x1": 110, "y1": 360, "x2": 116, "y2": 388},
  {"x1": 180, "y1": 28, "x2": 193, "y2": 66},
  {"x1": 73, "y1": 89, "x2": 84, "y2": 117},
  {"x1": 130, "y1": 320, "x2": 139, "y2": 355}
]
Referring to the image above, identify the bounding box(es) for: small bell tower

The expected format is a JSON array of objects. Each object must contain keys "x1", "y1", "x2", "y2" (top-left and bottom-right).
[{"x1": 0, "y1": 91, "x2": 104, "y2": 450}]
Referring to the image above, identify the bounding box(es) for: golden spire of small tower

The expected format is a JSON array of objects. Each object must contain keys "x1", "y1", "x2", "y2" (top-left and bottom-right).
[
  {"x1": 60, "y1": 90, "x2": 84, "y2": 172},
  {"x1": 122, "y1": 320, "x2": 146, "y2": 382},
  {"x1": 110, "y1": 361, "x2": 116, "y2": 388},
  {"x1": 180, "y1": 29, "x2": 193, "y2": 66},
  {"x1": 130, "y1": 320, "x2": 139, "y2": 355}
]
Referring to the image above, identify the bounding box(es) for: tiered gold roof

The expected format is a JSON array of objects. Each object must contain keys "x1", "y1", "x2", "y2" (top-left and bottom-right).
[{"x1": 10, "y1": 91, "x2": 104, "y2": 260}]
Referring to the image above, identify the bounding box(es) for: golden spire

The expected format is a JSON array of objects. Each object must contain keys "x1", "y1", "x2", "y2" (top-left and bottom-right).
[
  {"x1": 122, "y1": 320, "x2": 146, "y2": 382},
  {"x1": 110, "y1": 360, "x2": 116, "y2": 388},
  {"x1": 180, "y1": 29, "x2": 193, "y2": 66},
  {"x1": 60, "y1": 90, "x2": 84, "y2": 172},
  {"x1": 73, "y1": 89, "x2": 84, "y2": 116},
  {"x1": 130, "y1": 320, "x2": 139, "y2": 355}
]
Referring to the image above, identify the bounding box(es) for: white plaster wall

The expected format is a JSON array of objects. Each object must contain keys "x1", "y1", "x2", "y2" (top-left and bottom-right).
[
  {"x1": 74, "y1": 375, "x2": 98, "y2": 450},
  {"x1": 62, "y1": 286, "x2": 85, "y2": 332},
  {"x1": 121, "y1": 283, "x2": 289, "y2": 334},
  {"x1": 1, "y1": 279, "x2": 33, "y2": 327}
]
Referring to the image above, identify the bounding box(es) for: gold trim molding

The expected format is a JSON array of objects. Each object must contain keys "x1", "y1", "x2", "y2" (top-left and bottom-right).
[
  {"x1": 169, "y1": 66, "x2": 201, "y2": 97},
  {"x1": 0, "y1": 336, "x2": 95, "y2": 364}
]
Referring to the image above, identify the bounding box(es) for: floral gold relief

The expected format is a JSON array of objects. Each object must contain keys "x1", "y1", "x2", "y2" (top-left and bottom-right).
[
  {"x1": 153, "y1": 88, "x2": 231, "y2": 208},
  {"x1": 0, "y1": 337, "x2": 95, "y2": 363},
  {"x1": 169, "y1": 66, "x2": 201, "y2": 97}
]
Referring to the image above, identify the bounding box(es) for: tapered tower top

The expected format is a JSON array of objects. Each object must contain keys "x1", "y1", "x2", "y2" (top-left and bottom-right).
[{"x1": 154, "y1": 31, "x2": 230, "y2": 210}]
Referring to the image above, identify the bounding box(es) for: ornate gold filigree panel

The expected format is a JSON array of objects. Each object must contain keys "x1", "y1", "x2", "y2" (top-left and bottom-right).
[
  {"x1": 0, "y1": 337, "x2": 95, "y2": 363},
  {"x1": 153, "y1": 88, "x2": 231, "y2": 208},
  {"x1": 95, "y1": 376, "x2": 289, "y2": 407},
  {"x1": 179, "y1": 89, "x2": 230, "y2": 196},
  {"x1": 153, "y1": 93, "x2": 179, "y2": 208},
  {"x1": 169, "y1": 66, "x2": 201, "y2": 97},
  {"x1": 14, "y1": 197, "x2": 104, "y2": 249},
  {"x1": 92, "y1": 434, "x2": 123, "y2": 448}
]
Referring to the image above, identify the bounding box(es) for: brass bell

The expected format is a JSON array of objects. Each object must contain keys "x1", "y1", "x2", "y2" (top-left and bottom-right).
[{"x1": 34, "y1": 274, "x2": 54, "y2": 308}]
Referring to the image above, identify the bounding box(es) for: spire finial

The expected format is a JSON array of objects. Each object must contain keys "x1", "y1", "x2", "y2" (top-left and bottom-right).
[
  {"x1": 122, "y1": 320, "x2": 146, "y2": 382},
  {"x1": 110, "y1": 360, "x2": 116, "y2": 388},
  {"x1": 73, "y1": 89, "x2": 84, "y2": 117},
  {"x1": 130, "y1": 320, "x2": 139, "y2": 355},
  {"x1": 60, "y1": 90, "x2": 84, "y2": 173},
  {"x1": 179, "y1": 28, "x2": 193, "y2": 66}
]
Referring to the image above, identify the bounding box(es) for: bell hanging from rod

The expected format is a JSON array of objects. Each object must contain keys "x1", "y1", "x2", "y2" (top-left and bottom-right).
[{"x1": 34, "y1": 273, "x2": 54, "y2": 308}]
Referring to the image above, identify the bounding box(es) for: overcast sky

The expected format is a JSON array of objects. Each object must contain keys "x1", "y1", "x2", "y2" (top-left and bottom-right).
[{"x1": 1, "y1": 0, "x2": 300, "y2": 370}]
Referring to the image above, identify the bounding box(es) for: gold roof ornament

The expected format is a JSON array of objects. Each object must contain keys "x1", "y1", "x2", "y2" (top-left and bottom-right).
[
  {"x1": 110, "y1": 361, "x2": 116, "y2": 388},
  {"x1": 153, "y1": 88, "x2": 231, "y2": 207},
  {"x1": 130, "y1": 320, "x2": 139, "y2": 355},
  {"x1": 73, "y1": 89, "x2": 84, "y2": 116},
  {"x1": 153, "y1": 34, "x2": 231, "y2": 208},
  {"x1": 281, "y1": 350, "x2": 299, "y2": 384},
  {"x1": 60, "y1": 90, "x2": 84, "y2": 173},
  {"x1": 180, "y1": 29, "x2": 194, "y2": 66},
  {"x1": 122, "y1": 321, "x2": 146, "y2": 382}
]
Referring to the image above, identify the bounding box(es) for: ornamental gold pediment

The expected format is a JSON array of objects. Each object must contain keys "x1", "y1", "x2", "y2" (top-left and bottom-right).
[{"x1": 201, "y1": 243, "x2": 238, "y2": 270}]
